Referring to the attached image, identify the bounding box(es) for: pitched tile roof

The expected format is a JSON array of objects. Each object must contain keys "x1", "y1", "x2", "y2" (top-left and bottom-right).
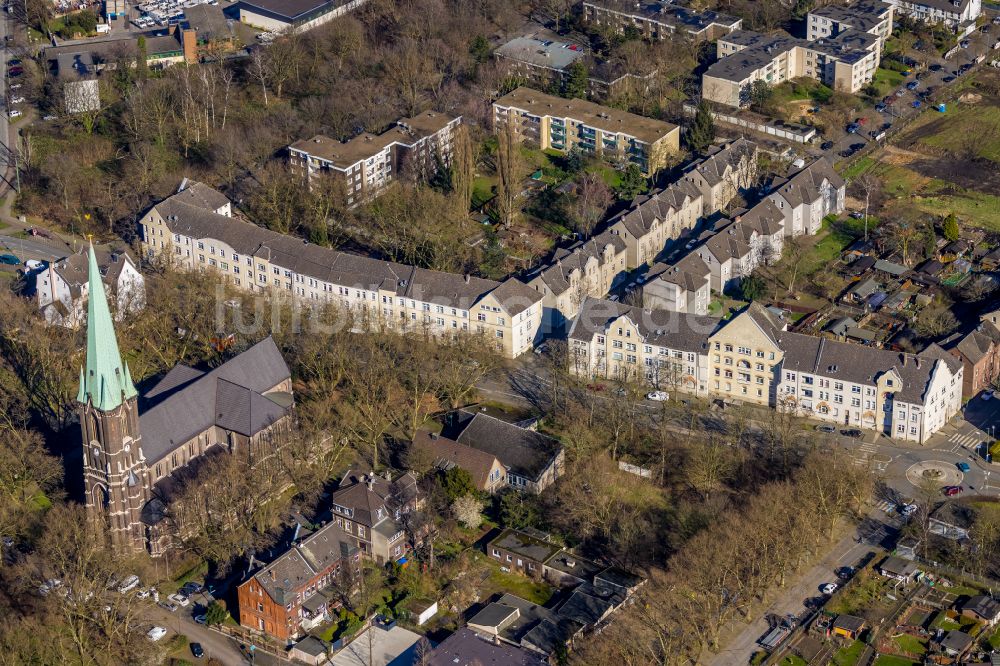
[
  {"x1": 778, "y1": 332, "x2": 954, "y2": 403},
  {"x1": 647, "y1": 252, "x2": 711, "y2": 292},
  {"x1": 446, "y1": 412, "x2": 563, "y2": 483},
  {"x1": 251, "y1": 521, "x2": 357, "y2": 605},
  {"x1": 330, "y1": 471, "x2": 418, "y2": 528},
  {"x1": 770, "y1": 157, "x2": 843, "y2": 208},
  {"x1": 567, "y1": 296, "x2": 721, "y2": 353},
  {"x1": 411, "y1": 430, "x2": 500, "y2": 490},
  {"x1": 138, "y1": 337, "x2": 291, "y2": 463},
  {"x1": 687, "y1": 138, "x2": 756, "y2": 187},
  {"x1": 531, "y1": 231, "x2": 627, "y2": 297},
  {"x1": 152, "y1": 188, "x2": 540, "y2": 315}
]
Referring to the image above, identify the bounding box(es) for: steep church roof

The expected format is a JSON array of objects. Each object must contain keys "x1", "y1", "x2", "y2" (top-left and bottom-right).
[{"x1": 76, "y1": 243, "x2": 137, "y2": 411}]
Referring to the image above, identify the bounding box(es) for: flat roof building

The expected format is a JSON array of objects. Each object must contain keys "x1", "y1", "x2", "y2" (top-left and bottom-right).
[
  {"x1": 236, "y1": 0, "x2": 368, "y2": 32},
  {"x1": 582, "y1": 0, "x2": 742, "y2": 42},
  {"x1": 703, "y1": 25, "x2": 882, "y2": 107},
  {"x1": 493, "y1": 86, "x2": 679, "y2": 175}
]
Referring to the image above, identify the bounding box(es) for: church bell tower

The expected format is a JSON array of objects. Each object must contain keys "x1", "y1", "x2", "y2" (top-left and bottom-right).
[{"x1": 77, "y1": 243, "x2": 150, "y2": 553}]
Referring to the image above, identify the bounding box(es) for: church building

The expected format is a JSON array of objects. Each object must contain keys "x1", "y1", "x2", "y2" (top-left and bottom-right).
[{"x1": 77, "y1": 243, "x2": 294, "y2": 556}]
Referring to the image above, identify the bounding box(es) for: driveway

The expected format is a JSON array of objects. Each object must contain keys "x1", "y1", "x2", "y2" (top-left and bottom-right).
[{"x1": 145, "y1": 605, "x2": 248, "y2": 665}]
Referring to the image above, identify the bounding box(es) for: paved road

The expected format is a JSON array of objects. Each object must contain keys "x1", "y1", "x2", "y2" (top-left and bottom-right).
[
  {"x1": 0, "y1": 232, "x2": 74, "y2": 259},
  {"x1": 707, "y1": 531, "x2": 880, "y2": 666},
  {"x1": 144, "y1": 603, "x2": 289, "y2": 666}
]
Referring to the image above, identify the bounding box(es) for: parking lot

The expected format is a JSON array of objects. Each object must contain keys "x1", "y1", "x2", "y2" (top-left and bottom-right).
[{"x1": 809, "y1": 23, "x2": 1000, "y2": 162}]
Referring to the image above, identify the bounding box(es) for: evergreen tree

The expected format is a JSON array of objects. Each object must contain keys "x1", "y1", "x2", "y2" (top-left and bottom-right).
[
  {"x1": 688, "y1": 100, "x2": 715, "y2": 154},
  {"x1": 616, "y1": 163, "x2": 647, "y2": 200},
  {"x1": 563, "y1": 61, "x2": 589, "y2": 100},
  {"x1": 942, "y1": 213, "x2": 959, "y2": 242}
]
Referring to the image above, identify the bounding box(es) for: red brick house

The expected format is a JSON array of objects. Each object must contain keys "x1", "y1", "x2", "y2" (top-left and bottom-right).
[
  {"x1": 946, "y1": 309, "x2": 1000, "y2": 399},
  {"x1": 236, "y1": 523, "x2": 358, "y2": 643}
]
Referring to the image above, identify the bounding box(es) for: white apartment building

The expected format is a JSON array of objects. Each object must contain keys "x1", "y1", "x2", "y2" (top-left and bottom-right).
[
  {"x1": 703, "y1": 27, "x2": 881, "y2": 107},
  {"x1": 140, "y1": 181, "x2": 543, "y2": 359},
  {"x1": 568, "y1": 300, "x2": 964, "y2": 443},
  {"x1": 808, "y1": 1, "x2": 894, "y2": 50},
  {"x1": 568, "y1": 296, "x2": 722, "y2": 395},
  {"x1": 768, "y1": 158, "x2": 846, "y2": 236},
  {"x1": 883, "y1": 0, "x2": 981, "y2": 27},
  {"x1": 777, "y1": 334, "x2": 963, "y2": 443},
  {"x1": 288, "y1": 111, "x2": 461, "y2": 206}
]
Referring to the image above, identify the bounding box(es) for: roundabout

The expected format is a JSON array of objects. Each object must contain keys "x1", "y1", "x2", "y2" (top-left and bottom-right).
[{"x1": 905, "y1": 460, "x2": 964, "y2": 488}]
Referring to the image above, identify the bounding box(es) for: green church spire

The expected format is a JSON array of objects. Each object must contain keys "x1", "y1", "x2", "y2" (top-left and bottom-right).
[{"x1": 77, "y1": 243, "x2": 137, "y2": 412}]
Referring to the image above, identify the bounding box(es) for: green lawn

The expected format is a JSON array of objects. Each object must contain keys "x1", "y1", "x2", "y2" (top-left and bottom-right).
[
  {"x1": 472, "y1": 176, "x2": 496, "y2": 208},
  {"x1": 873, "y1": 656, "x2": 919, "y2": 666},
  {"x1": 987, "y1": 625, "x2": 1000, "y2": 650},
  {"x1": 870, "y1": 68, "x2": 907, "y2": 98},
  {"x1": 932, "y1": 611, "x2": 962, "y2": 632},
  {"x1": 841, "y1": 156, "x2": 876, "y2": 179},
  {"x1": 874, "y1": 163, "x2": 1000, "y2": 233},
  {"x1": 486, "y1": 568, "x2": 553, "y2": 606},
  {"x1": 831, "y1": 640, "x2": 866, "y2": 666},
  {"x1": 776, "y1": 655, "x2": 807, "y2": 666},
  {"x1": 893, "y1": 633, "x2": 927, "y2": 655}
]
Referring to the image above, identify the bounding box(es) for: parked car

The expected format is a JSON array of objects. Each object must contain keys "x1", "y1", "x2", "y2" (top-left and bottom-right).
[
  {"x1": 533, "y1": 343, "x2": 548, "y2": 356},
  {"x1": 841, "y1": 429, "x2": 863, "y2": 438},
  {"x1": 8, "y1": 96, "x2": 23, "y2": 104},
  {"x1": 875, "y1": 103, "x2": 887, "y2": 113},
  {"x1": 850, "y1": 143, "x2": 865, "y2": 152},
  {"x1": 7, "y1": 66, "x2": 22, "y2": 76},
  {"x1": 7, "y1": 109, "x2": 20, "y2": 118},
  {"x1": 982, "y1": 389, "x2": 994, "y2": 401},
  {"x1": 646, "y1": 391, "x2": 669, "y2": 402},
  {"x1": 930, "y1": 63, "x2": 942, "y2": 71},
  {"x1": 159, "y1": 601, "x2": 178, "y2": 612},
  {"x1": 27, "y1": 227, "x2": 51, "y2": 238},
  {"x1": 685, "y1": 239, "x2": 698, "y2": 250},
  {"x1": 836, "y1": 566, "x2": 855, "y2": 579},
  {"x1": 24, "y1": 259, "x2": 45, "y2": 271},
  {"x1": 7, "y1": 82, "x2": 20, "y2": 90},
  {"x1": 943, "y1": 486, "x2": 964, "y2": 497},
  {"x1": 181, "y1": 582, "x2": 203, "y2": 596},
  {"x1": 0, "y1": 254, "x2": 20, "y2": 265},
  {"x1": 820, "y1": 140, "x2": 834, "y2": 150},
  {"x1": 586, "y1": 383, "x2": 605, "y2": 392},
  {"x1": 906, "y1": 81, "x2": 919, "y2": 90},
  {"x1": 958, "y1": 462, "x2": 971, "y2": 473},
  {"x1": 6, "y1": 58, "x2": 20, "y2": 66},
  {"x1": 943, "y1": 75, "x2": 956, "y2": 83},
  {"x1": 901, "y1": 503, "x2": 918, "y2": 516},
  {"x1": 193, "y1": 614, "x2": 207, "y2": 625},
  {"x1": 167, "y1": 593, "x2": 190, "y2": 607},
  {"x1": 846, "y1": 123, "x2": 860, "y2": 134},
  {"x1": 190, "y1": 642, "x2": 204, "y2": 659},
  {"x1": 118, "y1": 574, "x2": 140, "y2": 594},
  {"x1": 960, "y1": 40, "x2": 970, "y2": 48},
  {"x1": 820, "y1": 583, "x2": 839, "y2": 595},
  {"x1": 816, "y1": 424, "x2": 837, "y2": 433},
  {"x1": 135, "y1": 588, "x2": 150, "y2": 599},
  {"x1": 147, "y1": 626, "x2": 167, "y2": 642}
]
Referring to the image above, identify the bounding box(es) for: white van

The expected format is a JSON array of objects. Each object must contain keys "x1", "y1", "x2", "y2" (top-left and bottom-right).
[{"x1": 118, "y1": 574, "x2": 140, "y2": 594}]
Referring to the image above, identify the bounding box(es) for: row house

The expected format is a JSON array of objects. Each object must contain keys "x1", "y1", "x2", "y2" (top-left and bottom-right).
[
  {"x1": 882, "y1": 0, "x2": 981, "y2": 27},
  {"x1": 778, "y1": 335, "x2": 963, "y2": 443},
  {"x1": 139, "y1": 182, "x2": 543, "y2": 359},
  {"x1": 236, "y1": 522, "x2": 359, "y2": 642},
  {"x1": 287, "y1": 111, "x2": 460, "y2": 206},
  {"x1": 706, "y1": 302, "x2": 785, "y2": 407},
  {"x1": 642, "y1": 253, "x2": 712, "y2": 315},
  {"x1": 945, "y1": 308, "x2": 1000, "y2": 399},
  {"x1": 695, "y1": 201, "x2": 785, "y2": 295},
  {"x1": 493, "y1": 87, "x2": 680, "y2": 176},
  {"x1": 582, "y1": 0, "x2": 742, "y2": 42},
  {"x1": 329, "y1": 471, "x2": 420, "y2": 564},
  {"x1": 681, "y1": 138, "x2": 759, "y2": 214},
  {"x1": 568, "y1": 296, "x2": 722, "y2": 395},
  {"x1": 606, "y1": 181, "x2": 704, "y2": 268},
  {"x1": 568, "y1": 300, "x2": 965, "y2": 442},
  {"x1": 767, "y1": 158, "x2": 846, "y2": 236},
  {"x1": 527, "y1": 230, "x2": 628, "y2": 334}
]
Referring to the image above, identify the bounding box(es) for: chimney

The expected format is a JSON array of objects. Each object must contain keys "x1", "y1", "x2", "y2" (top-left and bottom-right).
[
  {"x1": 367, "y1": 476, "x2": 374, "y2": 490},
  {"x1": 464, "y1": 274, "x2": 471, "y2": 284},
  {"x1": 915, "y1": 357, "x2": 921, "y2": 369},
  {"x1": 901, "y1": 353, "x2": 907, "y2": 366}
]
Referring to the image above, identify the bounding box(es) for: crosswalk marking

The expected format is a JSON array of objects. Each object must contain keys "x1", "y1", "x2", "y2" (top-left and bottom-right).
[{"x1": 948, "y1": 433, "x2": 981, "y2": 450}]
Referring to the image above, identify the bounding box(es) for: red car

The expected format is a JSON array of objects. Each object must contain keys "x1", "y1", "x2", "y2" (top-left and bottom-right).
[
  {"x1": 586, "y1": 383, "x2": 606, "y2": 392},
  {"x1": 856, "y1": 117, "x2": 867, "y2": 126},
  {"x1": 943, "y1": 486, "x2": 963, "y2": 497}
]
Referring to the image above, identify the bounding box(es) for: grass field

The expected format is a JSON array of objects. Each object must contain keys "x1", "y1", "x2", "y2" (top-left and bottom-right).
[
  {"x1": 831, "y1": 640, "x2": 866, "y2": 666},
  {"x1": 776, "y1": 655, "x2": 807, "y2": 666},
  {"x1": 870, "y1": 68, "x2": 907, "y2": 98},
  {"x1": 911, "y1": 103, "x2": 1000, "y2": 164},
  {"x1": 870, "y1": 162, "x2": 1000, "y2": 232},
  {"x1": 874, "y1": 656, "x2": 919, "y2": 666},
  {"x1": 893, "y1": 633, "x2": 927, "y2": 655}
]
